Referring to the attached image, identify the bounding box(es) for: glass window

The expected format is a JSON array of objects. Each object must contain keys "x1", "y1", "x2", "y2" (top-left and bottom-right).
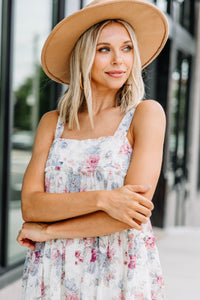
[
  {"x1": 8, "y1": 0, "x2": 52, "y2": 265},
  {"x1": 65, "y1": 0, "x2": 80, "y2": 15},
  {"x1": 173, "y1": 0, "x2": 195, "y2": 35},
  {"x1": 168, "y1": 51, "x2": 191, "y2": 187},
  {"x1": 83, "y1": 0, "x2": 93, "y2": 6},
  {"x1": 156, "y1": 0, "x2": 168, "y2": 13}
]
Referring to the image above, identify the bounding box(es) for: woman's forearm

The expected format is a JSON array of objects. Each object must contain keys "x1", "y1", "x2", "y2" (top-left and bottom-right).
[
  {"x1": 23, "y1": 185, "x2": 151, "y2": 230},
  {"x1": 46, "y1": 210, "x2": 134, "y2": 239},
  {"x1": 22, "y1": 190, "x2": 104, "y2": 223}
]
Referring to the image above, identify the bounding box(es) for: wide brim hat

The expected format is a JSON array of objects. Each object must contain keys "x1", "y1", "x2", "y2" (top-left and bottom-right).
[{"x1": 41, "y1": 0, "x2": 169, "y2": 84}]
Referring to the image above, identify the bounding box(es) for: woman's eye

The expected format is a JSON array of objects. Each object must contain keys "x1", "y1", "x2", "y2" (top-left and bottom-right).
[
  {"x1": 98, "y1": 47, "x2": 110, "y2": 53},
  {"x1": 123, "y1": 45, "x2": 133, "y2": 51}
]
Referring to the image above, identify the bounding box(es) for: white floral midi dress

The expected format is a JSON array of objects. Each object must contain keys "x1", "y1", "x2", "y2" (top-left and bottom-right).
[{"x1": 22, "y1": 107, "x2": 165, "y2": 300}]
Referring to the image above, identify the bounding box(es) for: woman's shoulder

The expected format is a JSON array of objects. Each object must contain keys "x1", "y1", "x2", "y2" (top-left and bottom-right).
[
  {"x1": 132, "y1": 100, "x2": 166, "y2": 136},
  {"x1": 40, "y1": 110, "x2": 59, "y2": 124},
  {"x1": 35, "y1": 110, "x2": 59, "y2": 141},
  {"x1": 135, "y1": 99, "x2": 165, "y2": 115},
  {"x1": 134, "y1": 100, "x2": 166, "y2": 123}
]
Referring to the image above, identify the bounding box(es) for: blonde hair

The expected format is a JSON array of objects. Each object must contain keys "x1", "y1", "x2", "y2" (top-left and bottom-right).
[{"x1": 58, "y1": 19, "x2": 145, "y2": 129}]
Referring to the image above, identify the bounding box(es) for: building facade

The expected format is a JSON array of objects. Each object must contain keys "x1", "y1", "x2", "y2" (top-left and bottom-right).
[{"x1": 0, "y1": 0, "x2": 200, "y2": 287}]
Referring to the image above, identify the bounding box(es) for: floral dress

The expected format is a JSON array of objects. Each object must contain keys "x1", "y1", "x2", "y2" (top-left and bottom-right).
[{"x1": 22, "y1": 107, "x2": 165, "y2": 300}]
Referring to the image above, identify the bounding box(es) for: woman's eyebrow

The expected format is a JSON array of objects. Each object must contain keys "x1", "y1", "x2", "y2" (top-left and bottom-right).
[
  {"x1": 97, "y1": 40, "x2": 132, "y2": 46},
  {"x1": 97, "y1": 42, "x2": 110, "y2": 46}
]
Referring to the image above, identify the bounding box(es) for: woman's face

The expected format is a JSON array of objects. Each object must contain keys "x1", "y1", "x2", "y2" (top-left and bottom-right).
[{"x1": 91, "y1": 22, "x2": 134, "y2": 92}]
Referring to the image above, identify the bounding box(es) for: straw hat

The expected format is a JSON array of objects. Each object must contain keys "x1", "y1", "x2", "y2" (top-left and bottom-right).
[{"x1": 41, "y1": 0, "x2": 168, "y2": 84}]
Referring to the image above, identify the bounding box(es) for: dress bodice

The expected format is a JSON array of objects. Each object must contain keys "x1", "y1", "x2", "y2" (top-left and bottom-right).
[{"x1": 44, "y1": 108, "x2": 136, "y2": 193}]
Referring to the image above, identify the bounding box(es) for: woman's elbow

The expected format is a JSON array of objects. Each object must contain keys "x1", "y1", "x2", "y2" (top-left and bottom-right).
[{"x1": 21, "y1": 192, "x2": 35, "y2": 222}]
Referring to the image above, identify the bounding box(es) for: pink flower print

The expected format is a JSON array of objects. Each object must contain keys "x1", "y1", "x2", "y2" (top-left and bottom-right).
[
  {"x1": 107, "y1": 246, "x2": 114, "y2": 260},
  {"x1": 66, "y1": 238, "x2": 73, "y2": 246},
  {"x1": 41, "y1": 281, "x2": 45, "y2": 297},
  {"x1": 52, "y1": 249, "x2": 60, "y2": 260},
  {"x1": 34, "y1": 250, "x2": 41, "y2": 264},
  {"x1": 118, "y1": 235, "x2": 121, "y2": 246},
  {"x1": 151, "y1": 290, "x2": 159, "y2": 300},
  {"x1": 157, "y1": 275, "x2": 164, "y2": 287},
  {"x1": 65, "y1": 292, "x2": 79, "y2": 300},
  {"x1": 128, "y1": 234, "x2": 135, "y2": 249},
  {"x1": 119, "y1": 142, "x2": 132, "y2": 154},
  {"x1": 145, "y1": 236, "x2": 156, "y2": 250},
  {"x1": 90, "y1": 248, "x2": 98, "y2": 262},
  {"x1": 128, "y1": 254, "x2": 136, "y2": 269},
  {"x1": 85, "y1": 155, "x2": 100, "y2": 172},
  {"x1": 55, "y1": 166, "x2": 61, "y2": 171},
  {"x1": 113, "y1": 163, "x2": 120, "y2": 170},
  {"x1": 83, "y1": 237, "x2": 95, "y2": 247},
  {"x1": 75, "y1": 251, "x2": 80, "y2": 258},
  {"x1": 62, "y1": 252, "x2": 65, "y2": 260},
  {"x1": 75, "y1": 251, "x2": 83, "y2": 263},
  {"x1": 45, "y1": 177, "x2": 50, "y2": 192},
  {"x1": 134, "y1": 291, "x2": 145, "y2": 300}
]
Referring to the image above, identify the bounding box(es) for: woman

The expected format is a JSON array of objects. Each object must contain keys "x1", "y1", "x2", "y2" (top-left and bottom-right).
[{"x1": 17, "y1": 0, "x2": 168, "y2": 299}]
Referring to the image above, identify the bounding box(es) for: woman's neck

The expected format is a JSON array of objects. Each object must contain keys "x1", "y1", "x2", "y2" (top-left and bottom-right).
[{"x1": 85, "y1": 86, "x2": 118, "y2": 115}]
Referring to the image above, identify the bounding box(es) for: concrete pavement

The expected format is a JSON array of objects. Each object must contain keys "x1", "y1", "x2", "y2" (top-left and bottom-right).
[
  {"x1": 0, "y1": 226, "x2": 200, "y2": 300},
  {"x1": 156, "y1": 226, "x2": 200, "y2": 300}
]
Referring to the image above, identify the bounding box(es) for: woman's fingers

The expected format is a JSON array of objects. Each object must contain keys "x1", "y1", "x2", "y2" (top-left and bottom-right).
[
  {"x1": 133, "y1": 202, "x2": 152, "y2": 218},
  {"x1": 102, "y1": 185, "x2": 154, "y2": 230},
  {"x1": 20, "y1": 238, "x2": 36, "y2": 251},
  {"x1": 129, "y1": 209, "x2": 149, "y2": 224},
  {"x1": 132, "y1": 192, "x2": 154, "y2": 210},
  {"x1": 124, "y1": 216, "x2": 142, "y2": 230},
  {"x1": 17, "y1": 227, "x2": 36, "y2": 250}
]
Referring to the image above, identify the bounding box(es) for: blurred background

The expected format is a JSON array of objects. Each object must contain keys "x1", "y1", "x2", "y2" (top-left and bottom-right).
[{"x1": 0, "y1": 0, "x2": 200, "y2": 299}]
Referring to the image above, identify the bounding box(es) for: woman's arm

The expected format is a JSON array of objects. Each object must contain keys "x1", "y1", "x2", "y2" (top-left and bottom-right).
[
  {"x1": 22, "y1": 110, "x2": 101, "y2": 222},
  {"x1": 18, "y1": 100, "x2": 166, "y2": 247},
  {"x1": 22, "y1": 110, "x2": 152, "y2": 224}
]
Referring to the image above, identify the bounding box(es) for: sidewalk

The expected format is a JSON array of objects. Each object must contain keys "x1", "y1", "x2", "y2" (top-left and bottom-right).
[
  {"x1": 0, "y1": 226, "x2": 200, "y2": 300},
  {"x1": 156, "y1": 226, "x2": 200, "y2": 299}
]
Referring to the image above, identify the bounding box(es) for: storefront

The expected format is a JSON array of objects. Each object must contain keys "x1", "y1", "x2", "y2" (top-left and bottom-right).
[{"x1": 0, "y1": 0, "x2": 199, "y2": 288}]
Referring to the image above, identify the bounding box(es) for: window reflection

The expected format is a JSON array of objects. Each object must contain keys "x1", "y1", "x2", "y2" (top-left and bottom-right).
[
  {"x1": 8, "y1": 0, "x2": 52, "y2": 265},
  {"x1": 168, "y1": 51, "x2": 190, "y2": 187},
  {"x1": 65, "y1": 0, "x2": 80, "y2": 16},
  {"x1": 156, "y1": 0, "x2": 168, "y2": 13},
  {"x1": 173, "y1": 0, "x2": 194, "y2": 34},
  {"x1": 83, "y1": 0, "x2": 93, "y2": 6}
]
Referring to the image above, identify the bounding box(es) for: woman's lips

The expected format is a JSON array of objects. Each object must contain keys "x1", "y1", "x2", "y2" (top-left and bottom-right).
[{"x1": 106, "y1": 71, "x2": 125, "y2": 78}]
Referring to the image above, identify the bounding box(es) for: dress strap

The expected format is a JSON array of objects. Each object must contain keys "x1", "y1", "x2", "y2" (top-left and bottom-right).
[
  {"x1": 114, "y1": 106, "x2": 137, "y2": 138},
  {"x1": 54, "y1": 115, "x2": 64, "y2": 139}
]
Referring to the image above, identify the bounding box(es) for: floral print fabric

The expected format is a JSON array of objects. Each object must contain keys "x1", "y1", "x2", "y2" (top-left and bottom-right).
[{"x1": 22, "y1": 108, "x2": 165, "y2": 299}]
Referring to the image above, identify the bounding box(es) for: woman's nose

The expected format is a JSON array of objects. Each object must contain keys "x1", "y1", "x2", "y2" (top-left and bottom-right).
[{"x1": 111, "y1": 50, "x2": 123, "y2": 65}]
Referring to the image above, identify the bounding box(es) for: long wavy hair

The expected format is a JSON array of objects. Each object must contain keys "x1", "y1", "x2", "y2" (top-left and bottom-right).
[{"x1": 58, "y1": 19, "x2": 145, "y2": 129}]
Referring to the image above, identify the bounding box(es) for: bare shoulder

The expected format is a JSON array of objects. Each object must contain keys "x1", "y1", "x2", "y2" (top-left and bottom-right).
[
  {"x1": 132, "y1": 100, "x2": 166, "y2": 137},
  {"x1": 39, "y1": 110, "x2": 59, "y2": 127},
  {"x1": 33, "y1": 110, "x2": 59, "y2": 152},
  {"x1": 37, "y1": 110, "x2": 59, "y2": 134},
  {"x1": 134, "y1": 100, "x2": 166, "y2": 120}
]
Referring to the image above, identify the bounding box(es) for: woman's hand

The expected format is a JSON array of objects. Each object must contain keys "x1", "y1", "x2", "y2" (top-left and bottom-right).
[
  {"x1": 99, "y1": 185, "x2": 154, "y2": 230},
  {"x1": 17, "y1": 222, "x2": 49, "y2": 250}
]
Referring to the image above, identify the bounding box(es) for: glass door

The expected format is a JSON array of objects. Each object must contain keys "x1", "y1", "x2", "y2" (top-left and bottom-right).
[
  {"x1": 7, "y1": 0, "x2": 52, "y2": 265},
  {"x1": 167, "y1": 50, "x2": 191, "y2": 225}
]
